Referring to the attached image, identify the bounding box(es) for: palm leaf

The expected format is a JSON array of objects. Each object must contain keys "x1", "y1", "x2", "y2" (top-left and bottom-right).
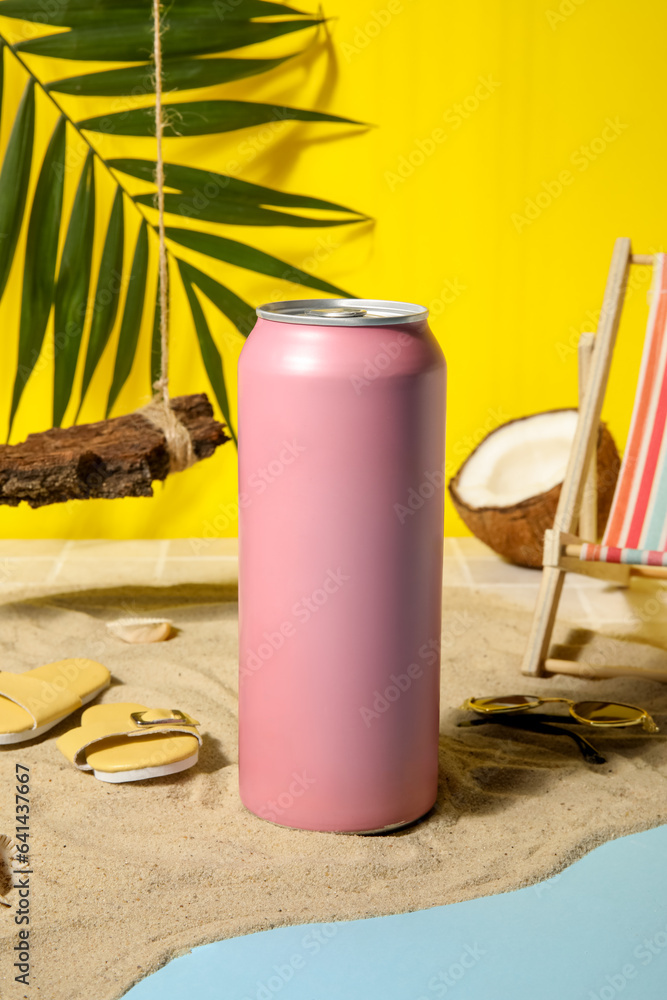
[
  {"x1": 48, "y1": 55, "x2": 295, "y2": 97},
  {"x1": 77, "y1": 187, "x2": 125, "y2": 417},
  {"x1": 78, "y1": 100, "x2": 360, "y2": 137},
  {"x1": 3, "y1": 2, "x2": 151, "y2": 25},
  {"x1": 1, "y1": 0, "x2": 305, "y2": 26},
  {"x1": 106, "y1": 220, "x2": 149, "y2": 416},
  {"x1": 150, "y1": 268, "x2": 167, "y2": 392},
  {"x1": 178, "y1": 258, "x2": 255, "y2": 337},
  {"x1": 179, "y1": 260, "x2": 237, "y2": 444},
  {"x1": 0, "y1": 79, "x2": 35, "y2": 304},
  {"x1": 0, "y1": 0, "x2": 364, "y2": 445},
  {"x1": 166, "y1": 227, "x2": 350, "y2": 296},
  {"x1": 144, "y1": 194, "x2": 364, "y2": 227},
  {"x1": 16, "y1": 17, "x2": 321, "y2": 61},
  {"x1": 53, "y1": 150, "x2": 96, "y2": 426},
  {"x1": 109, "y1": 158, "x2": 363, "y2": 215},
  {"x1": 8, "y1": 116, "x2": 66, "y2": 437}
]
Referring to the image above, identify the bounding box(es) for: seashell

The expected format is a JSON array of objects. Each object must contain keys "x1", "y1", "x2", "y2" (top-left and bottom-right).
[
  {"x1": 0, "y1": 834, "x2": 20, "y2": 906},
  {"x1": 0, "y1": 834, "x2": 19, "y2": 859},
  {"x1": 106, "y1": 617, "x2": 173, "y2": 644}
]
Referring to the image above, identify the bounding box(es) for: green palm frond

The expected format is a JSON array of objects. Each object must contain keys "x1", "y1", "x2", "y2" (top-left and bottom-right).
[
  {"x1": 48, "y1": 55, "x2": 296, "y2": 96},
  {"x1": 14, "y1": 14, "x2": 318, "y2": 59},
  {"x1": 77, "y1": 187, "x2": 125, "y2": 419},
  {"x1": 0, "y1": 0, "x2": 367, "y2": 443},
  {"x1": 179, "y1": 259, "x2": 239, "y2": 446},
  {"x1": 52, "y1": 149, "x2": 96, "y2": 427},
  {"x1": 9, "y1": 115, "x2": 65, "y2": 432},
  {"x1": 106, "y1": 219, "x2": 150, "y2": 418},
  {"x1": 0, "y1": 77, "x2": 34, "y2": 304}
]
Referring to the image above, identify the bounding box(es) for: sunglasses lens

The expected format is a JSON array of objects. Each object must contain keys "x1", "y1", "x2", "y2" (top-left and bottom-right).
[
  {"x1": 472, "y1": 695, "x2": 541, "y2": 712},
  {"x1": 573, "y1": 701, "x2": 643, "y2": 725}
]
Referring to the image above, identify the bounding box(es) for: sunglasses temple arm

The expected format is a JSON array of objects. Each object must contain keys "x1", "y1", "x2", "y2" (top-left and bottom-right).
[
  {"x1": 538, "y1": 723, "x2": 607, "y2": 765},
  {"x1": 508, "y1": 719, "x2": 607, "y2": 763},
  {"x1": 458, "y1": 717, "x2": 606, "y2": 764}
]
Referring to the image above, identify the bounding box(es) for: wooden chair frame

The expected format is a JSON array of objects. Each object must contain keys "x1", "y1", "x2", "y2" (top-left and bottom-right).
[{"x1": 521, "y1": 237, "x2": 667, "y2": 683}]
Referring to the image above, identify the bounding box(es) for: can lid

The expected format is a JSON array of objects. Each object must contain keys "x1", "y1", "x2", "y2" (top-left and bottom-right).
[{"x1": 256, "y1": 298, "x2": 428, "y2": 326}]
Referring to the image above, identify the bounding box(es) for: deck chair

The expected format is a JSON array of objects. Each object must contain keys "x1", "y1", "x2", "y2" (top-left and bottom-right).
[{"x1": 522, "y1": 237, "x2": 667, "y2": 683}]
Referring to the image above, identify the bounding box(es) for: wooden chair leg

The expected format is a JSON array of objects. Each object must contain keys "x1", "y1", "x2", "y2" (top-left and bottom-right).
[
  {"x1": 521, "y1": 239, "x2": 631, "y2": 681},
  {"x1": 544, "y1": 658, "x2": 667, "y2": 682},
  {"x1": 521, "y1": 566, "x2": 565, "y2": 676},
  {"x1": 578, "y1": 332, "x2": 598, "y2": 542}
]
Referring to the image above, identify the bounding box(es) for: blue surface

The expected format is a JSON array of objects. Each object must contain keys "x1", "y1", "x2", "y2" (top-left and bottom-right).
[{"x1": 125, "y1": 824, "x2": 667, "y2": 1000}]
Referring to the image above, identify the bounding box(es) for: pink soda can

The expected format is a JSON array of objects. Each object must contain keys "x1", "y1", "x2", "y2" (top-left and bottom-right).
[{"x1": 238, "y1": 299, "x2": 446, "y2": 833}]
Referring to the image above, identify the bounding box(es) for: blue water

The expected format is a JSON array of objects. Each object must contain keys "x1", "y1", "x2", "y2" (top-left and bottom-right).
[{"x1": 125, "y1": 824, "x2": 667, "y2": 1000}]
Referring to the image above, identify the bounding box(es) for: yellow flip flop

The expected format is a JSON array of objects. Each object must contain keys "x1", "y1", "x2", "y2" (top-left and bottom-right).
[
  {"x1": 57, "y1": 703, "x2": 202, "y2": 783},
  {"x1": 0, "y1": 660, "x2": 110, "y2": 745}
]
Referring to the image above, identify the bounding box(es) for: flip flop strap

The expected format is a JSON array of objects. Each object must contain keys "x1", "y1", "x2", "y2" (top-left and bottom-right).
[
  {"x1": 58, "y1": 712, "x2": 202, "y2": 770},
  {"x1": 0, "y1": 672, "x2": 82, "y2": 731}
]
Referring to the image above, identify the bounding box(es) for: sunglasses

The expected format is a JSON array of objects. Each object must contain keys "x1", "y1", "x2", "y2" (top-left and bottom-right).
[
  {"x1": 458, "y1": 714, "x2": 608, "y2": 765},
  {"x1": 460, "y1": 695, "x2": 659, "y2": 733}
]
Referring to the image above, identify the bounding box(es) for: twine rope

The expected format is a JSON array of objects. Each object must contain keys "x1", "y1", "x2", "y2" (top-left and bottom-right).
[{"x1": 141, "y1": 0, "x2": 195, "y2": 473}]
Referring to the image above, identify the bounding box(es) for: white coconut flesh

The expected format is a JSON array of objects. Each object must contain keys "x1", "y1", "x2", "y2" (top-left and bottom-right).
[{"x1": 455, "y1": 410, "x2": 579, "y2": 509}]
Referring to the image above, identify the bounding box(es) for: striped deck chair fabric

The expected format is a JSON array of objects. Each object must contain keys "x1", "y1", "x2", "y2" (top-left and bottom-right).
[{"x1": 581, "y1": 253, "x2": 667, "y2": 566}]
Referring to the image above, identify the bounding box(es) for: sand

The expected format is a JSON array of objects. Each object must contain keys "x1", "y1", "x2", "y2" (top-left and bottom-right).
[{"x1": 1, "y1": 579, "x2": 667, "y2": 1000}]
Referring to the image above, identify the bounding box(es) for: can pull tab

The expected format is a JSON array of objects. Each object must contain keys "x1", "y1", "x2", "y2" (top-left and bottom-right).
[{"x1": 301, "y1": 307, "x2": 368, "y2": 319}]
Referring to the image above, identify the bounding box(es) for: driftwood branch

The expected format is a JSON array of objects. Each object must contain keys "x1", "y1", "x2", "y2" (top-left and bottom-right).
[{"x1": 0, "y1": 394, "x2": 229, "y2": 508}]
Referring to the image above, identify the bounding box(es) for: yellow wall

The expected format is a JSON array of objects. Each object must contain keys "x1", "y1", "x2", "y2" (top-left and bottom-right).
[{"x1": 0, "y1": 0, "x2": 664, "y2": 539}]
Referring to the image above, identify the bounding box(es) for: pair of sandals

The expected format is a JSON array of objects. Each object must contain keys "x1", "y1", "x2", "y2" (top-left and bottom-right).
[{"x1": 0, "y1": 659, "x2": 202, "y2": 783}]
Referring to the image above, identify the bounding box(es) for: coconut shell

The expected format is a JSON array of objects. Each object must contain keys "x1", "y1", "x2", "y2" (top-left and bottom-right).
[{"x1": 448, "y1": 411, "x2": 620, "y2": 568}]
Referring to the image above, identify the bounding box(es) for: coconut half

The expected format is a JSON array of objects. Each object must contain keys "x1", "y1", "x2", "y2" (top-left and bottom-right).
[{"x1": 448, "y1": 409, "x2": 620, "y2": 568}]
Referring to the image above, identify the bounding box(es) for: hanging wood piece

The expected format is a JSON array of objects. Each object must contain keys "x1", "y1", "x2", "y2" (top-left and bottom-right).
[{"x1": 0, "y1": 394, "x2": 229, "y2": 508}]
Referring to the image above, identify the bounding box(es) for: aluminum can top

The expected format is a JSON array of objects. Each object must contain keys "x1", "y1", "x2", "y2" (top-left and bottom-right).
[{"x1": 255, "y1": 298, "x2": 428, "y2": 327}]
